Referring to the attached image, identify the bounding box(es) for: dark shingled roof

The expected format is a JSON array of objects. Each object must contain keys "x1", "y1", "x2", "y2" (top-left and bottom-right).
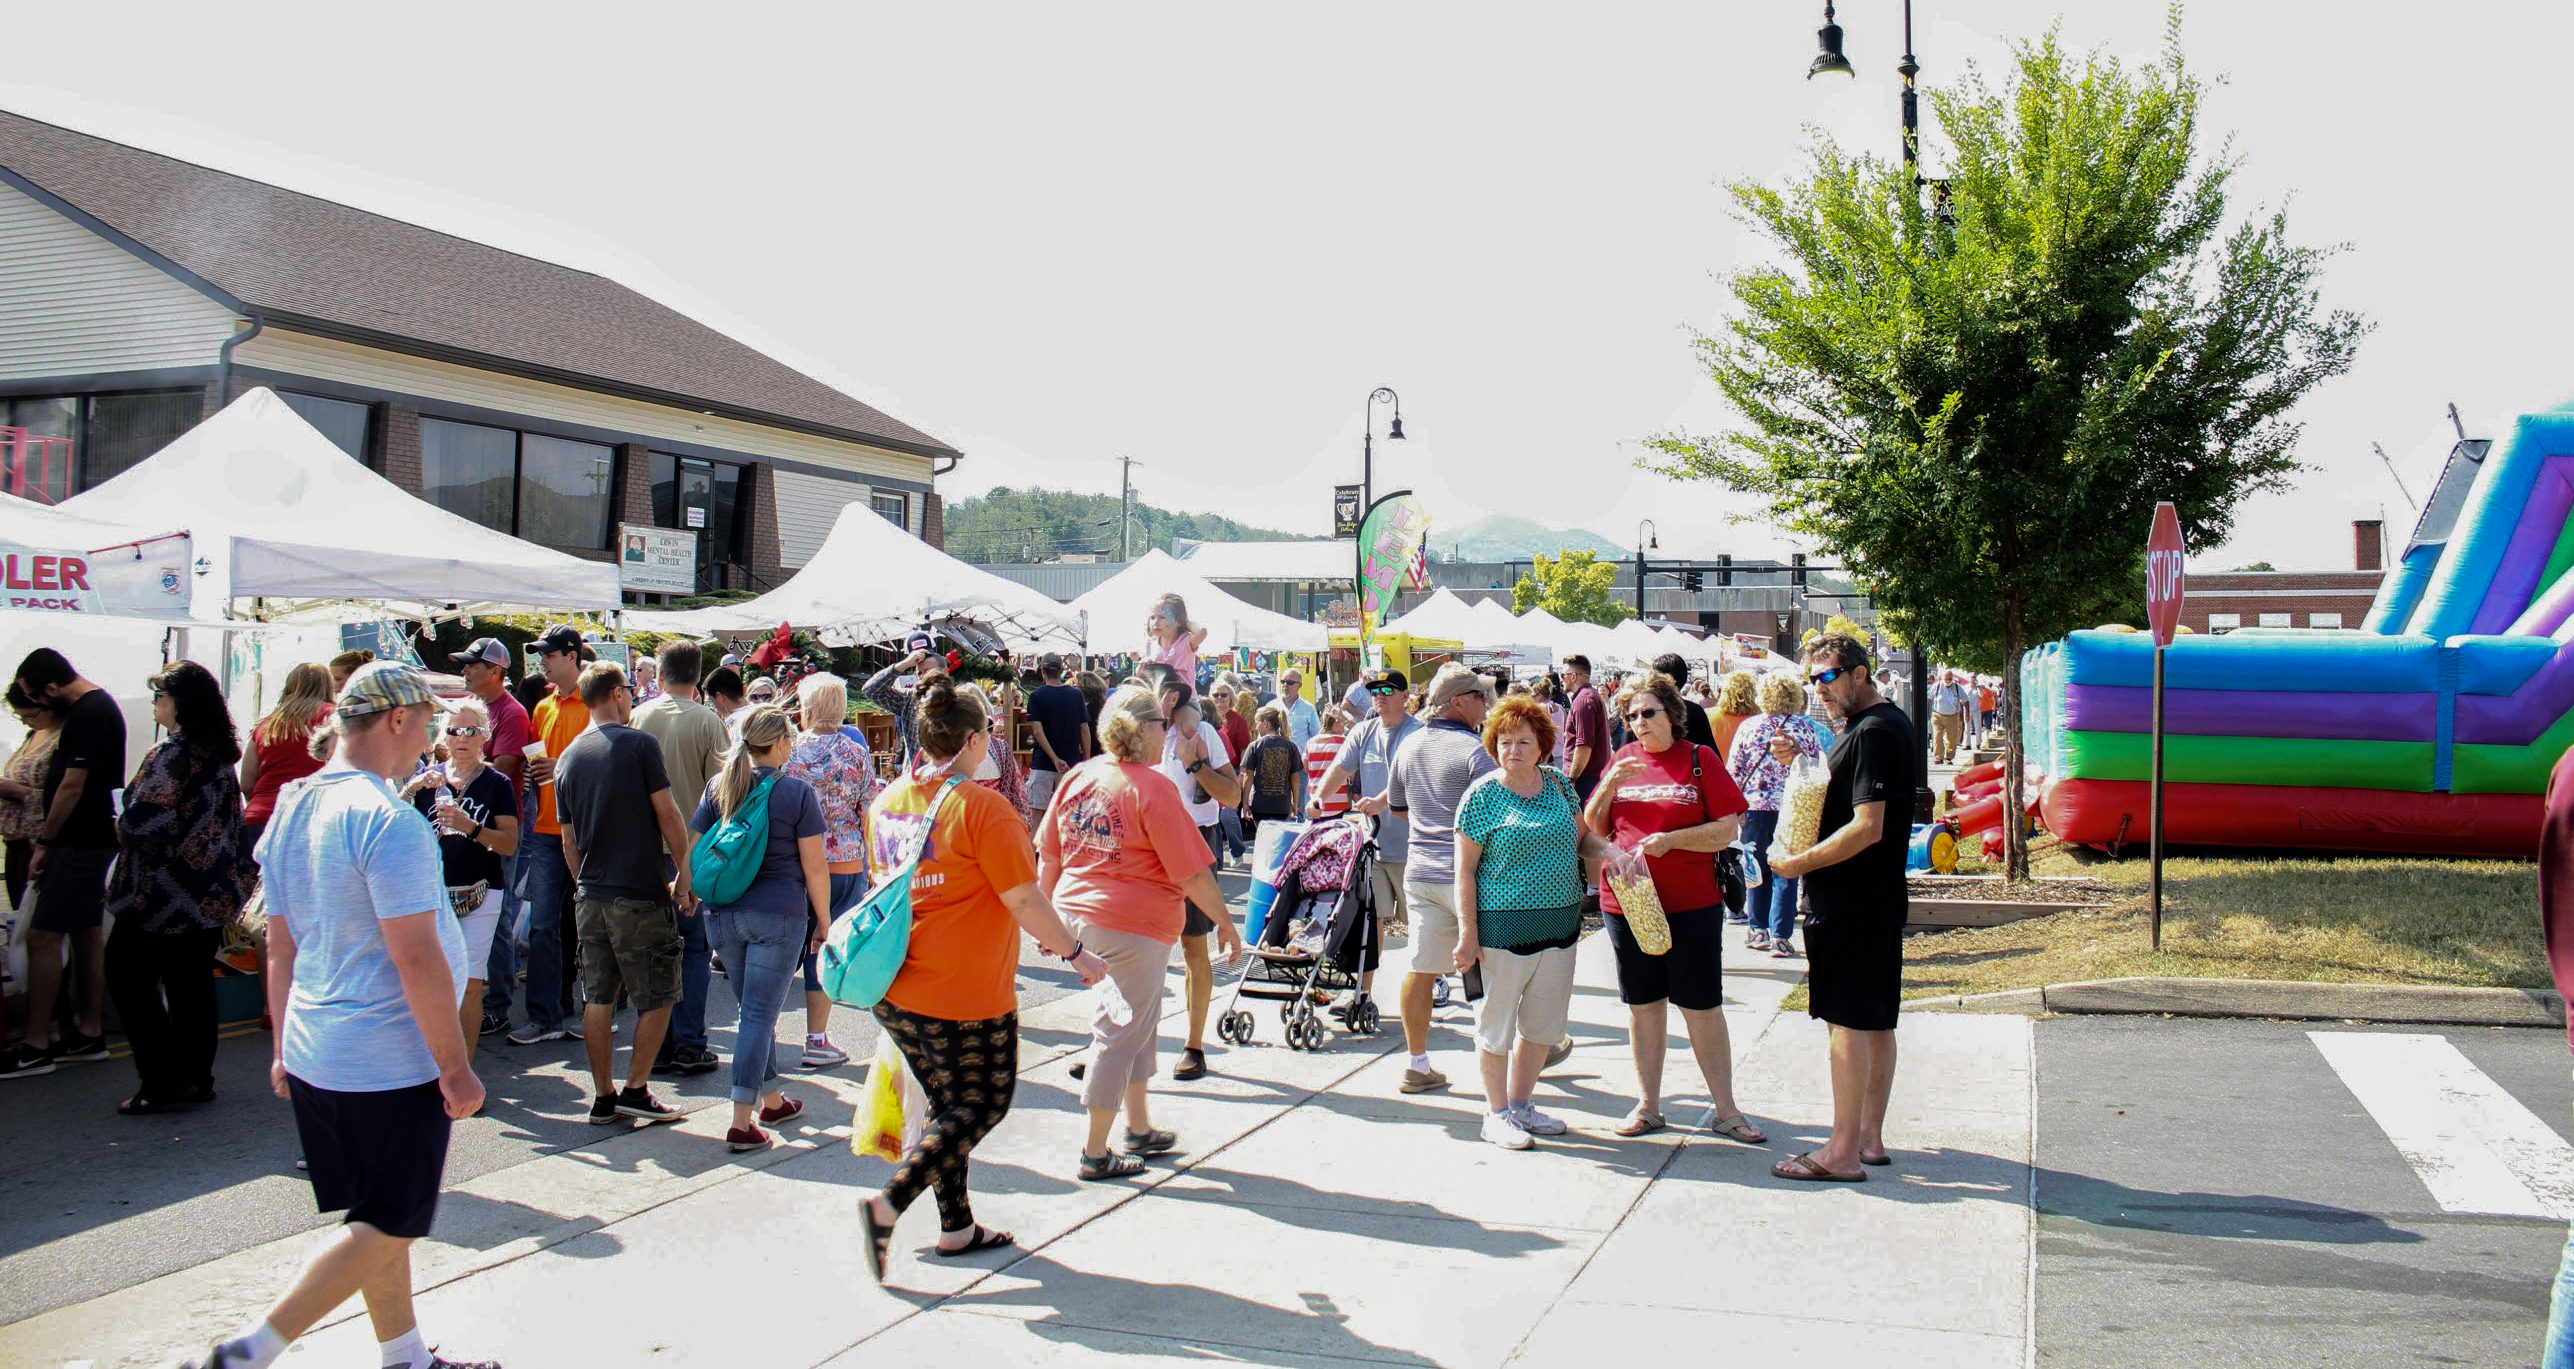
[{"x1": 0, "y1": 109, "x2": 958, "y2": 459}]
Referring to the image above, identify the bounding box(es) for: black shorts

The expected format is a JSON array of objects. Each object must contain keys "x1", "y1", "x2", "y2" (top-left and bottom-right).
[
  {"x1": 290, "y1": 1076, "x2": 453, "y2": 1238},
  {"x1": 1803, "y1": 903, "x2": 1904, "y2": 1032},
  {"x1": 1603, "y1": 903, "x2": 1725, "y2": 1012},
  {"x1": 1185, "y1": 826, "x2": 1221, "y2": 936},
  {"x1": 30, "y1": 846, "x2": 114, "y2": 932}
]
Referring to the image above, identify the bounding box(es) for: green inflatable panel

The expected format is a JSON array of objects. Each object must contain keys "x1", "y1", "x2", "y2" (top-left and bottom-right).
[{"x1": 2057, "y1": 730, "x2": 2436, "y2": 792}]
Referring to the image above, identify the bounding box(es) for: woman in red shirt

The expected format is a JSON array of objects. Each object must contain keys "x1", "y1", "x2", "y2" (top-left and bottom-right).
[
  {"x1": 1581, "y1": 670, "x2": 1767, "y2": 1144},
  {"x1": 238, "y1": 662, "x2": 333, "y2": 849},
  {"x1": 1039, "y1": 685, "x2": 1241, "y2": 1180}
]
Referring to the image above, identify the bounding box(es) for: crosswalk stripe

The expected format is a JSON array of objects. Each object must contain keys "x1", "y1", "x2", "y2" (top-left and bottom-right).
[{"x1": 2308, "y1": 1030, "x2": 2574, "y2": 1220}]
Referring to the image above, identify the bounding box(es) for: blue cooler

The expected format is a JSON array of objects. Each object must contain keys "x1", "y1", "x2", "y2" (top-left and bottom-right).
[{"x1": 1244, "y1": 820, "x2": 1307, "y2": 942}]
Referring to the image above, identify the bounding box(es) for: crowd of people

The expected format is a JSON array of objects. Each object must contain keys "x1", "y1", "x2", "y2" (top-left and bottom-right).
[{"x1": 0, "y1": 594, "x2": 1928, "y2": 1367}]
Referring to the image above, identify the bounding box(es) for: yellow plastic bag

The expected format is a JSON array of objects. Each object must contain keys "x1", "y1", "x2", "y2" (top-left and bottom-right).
[{"x1": 851, "y1": 1037, "x2": 909, "y2": 1161}]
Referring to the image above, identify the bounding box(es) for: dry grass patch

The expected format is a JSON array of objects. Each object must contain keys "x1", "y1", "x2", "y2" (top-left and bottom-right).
[{"x1": 1779, "y1": 841, "x2": 2544, "y2": 1009}]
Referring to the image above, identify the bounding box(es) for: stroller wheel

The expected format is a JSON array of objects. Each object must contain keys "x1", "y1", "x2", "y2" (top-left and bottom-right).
[{"x1": 1354, "y1": 1001, "x2": 1382, "y2": 1034}]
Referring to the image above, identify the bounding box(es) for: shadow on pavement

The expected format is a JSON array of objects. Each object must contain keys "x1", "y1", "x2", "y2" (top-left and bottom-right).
[
  {"x1": 1156, "y1": 1169, "x2": 1569, "y2": 1257},
  {"x1": 957, "y1": 1252, "x2": 1444, "y2": 1367}
]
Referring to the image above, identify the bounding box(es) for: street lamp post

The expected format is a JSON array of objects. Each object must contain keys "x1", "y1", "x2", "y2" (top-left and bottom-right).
[
  {"x1": 1353, "y1": 387, "x2": 1405, "y2": 652},
  {"x1": 1635, "y1": 519, "x2": 1659, "y2": 620}
]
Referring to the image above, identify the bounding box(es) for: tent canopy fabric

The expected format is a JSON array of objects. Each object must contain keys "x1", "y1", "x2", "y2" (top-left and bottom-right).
[
  {"x1": 1379, "y1": 588, "x2": 1493, "y2": 645},
  {"x1": 1068, "y1": 550, "x2": 1325, "y2": 655},
  {"x1": 60, "y1": 388, "x2": 624, "y2": 617},
  {"x1": 629, "y1": 501, "x2": 1084, "y2": 647}
]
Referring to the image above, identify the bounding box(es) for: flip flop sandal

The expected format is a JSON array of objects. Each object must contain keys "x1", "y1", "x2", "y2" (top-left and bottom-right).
[
  {"x1": 858, "y1": 1196, "x2": 895, "y2": 1284},
  {"x1": 1707, "y1": 1113, "x2": 1769, "y2": 1144},
  {"x1": 1124, "y1": 1128, "x2": 1179, "y2": 1156},
  {"x1": 1772, "y1": 1151, "x2": 1866, "y2": 1183},
  {"x1": 1613, "y1": 1109, "x2": 1666, "y2": 1138},
  {"x1": 931, "y1": 1224, "x2": 1017, "y2": 1258},
  {"x1": 1861, "y1": 1151, "x2": 1893, "y2": 1167},
  {"x1": 1080, "y1": 1152, "x2": 1149, "y2": 1181}
]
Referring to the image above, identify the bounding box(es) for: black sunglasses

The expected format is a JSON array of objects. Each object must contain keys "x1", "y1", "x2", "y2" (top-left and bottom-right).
[
  {"x1": 1807, "y1": 666, "x2": 1849, "y2": 686},
  {"x1": 1627, "y1": 706, "x2": 1664, "y2": 722}
]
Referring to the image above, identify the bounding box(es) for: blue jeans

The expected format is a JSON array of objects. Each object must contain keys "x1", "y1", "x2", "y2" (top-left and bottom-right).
[
  {"x1": 1744, "y1": 810, "x2": 1800, "y2": 943},
  {"x1": 481, "y1": 844, "x2": 523, "y2": 1021},
  {"x1": 2552, "y1": 1098, "x2": 2574, "y2": 1369},
  {"x1": 511, "y1": 832, "x2": 573, "y2": 1030},
  {"x1": 1217, "y1": 808, "x2": 1248, "y2": 862},
  {"x1": 657, "y1": 909, "x2": 713, "y2": 1062},
  {"x1": 713, "y1": 907, "x2": 806, "y2": 1105},
  {"x1": 801, "y1": 872, "x2": 869, "y2": 995}
]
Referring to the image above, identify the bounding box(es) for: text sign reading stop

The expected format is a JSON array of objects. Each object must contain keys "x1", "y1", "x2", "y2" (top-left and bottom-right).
[{"x1": 2147, "y1": 501, "x2": 2185, "y2": 648}]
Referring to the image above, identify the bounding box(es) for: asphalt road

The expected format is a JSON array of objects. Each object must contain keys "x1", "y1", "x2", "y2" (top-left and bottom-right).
[
  {"x1": 0, "y1": 879, "x2": 1150, "y2": 1325},
  {"x1": 2035, "y1": 1015, "x2": 2572, "y2": 1368}
]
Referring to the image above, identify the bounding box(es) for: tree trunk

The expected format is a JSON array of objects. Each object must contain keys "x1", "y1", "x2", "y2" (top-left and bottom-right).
[{"x1": 2000, "y1": 589, "x2": 2031, "y2": 882}]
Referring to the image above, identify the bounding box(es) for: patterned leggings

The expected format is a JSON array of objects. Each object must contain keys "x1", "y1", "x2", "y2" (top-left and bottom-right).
[{"x1": 871, "y1": 1003, "x2": 1019, "y2": 1233}]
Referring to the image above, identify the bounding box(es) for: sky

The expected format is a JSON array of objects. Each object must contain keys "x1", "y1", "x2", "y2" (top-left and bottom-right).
[{"x1": 6, "y1": 1, "x2": 2569, "y2": 571}]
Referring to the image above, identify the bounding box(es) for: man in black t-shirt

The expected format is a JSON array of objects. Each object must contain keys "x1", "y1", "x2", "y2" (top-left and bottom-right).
[
  {"x1": 1023, "y1": 656, "x2": 1092, "y2": 816},
  {"x1": 1653, "y1": 653, "x2": 1721, "y2": 752},
  {"x1": 1768, "y1": 631, "x2": 1918, "y2": 1183},
  {"x1": 554, "y1": 663, "x2": 696, "y2": 1126},
  {"x1": 1, "y1": 648, "x2": 123, "y2": 1077}
]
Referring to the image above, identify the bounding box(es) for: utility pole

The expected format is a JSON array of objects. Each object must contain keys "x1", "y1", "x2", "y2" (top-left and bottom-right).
[{"x1": 1118, "y1": 455, "x2": 1136, "y2": 562}]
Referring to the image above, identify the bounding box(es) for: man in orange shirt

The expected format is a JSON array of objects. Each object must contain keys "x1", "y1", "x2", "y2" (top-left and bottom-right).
[{"x1": 504, "y1": 625, "x2": 593, "y2": 1046}]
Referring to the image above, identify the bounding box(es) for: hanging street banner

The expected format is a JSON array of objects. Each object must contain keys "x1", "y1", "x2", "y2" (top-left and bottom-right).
[
  {"x1": 1356, "y1": 490, "x2": 1433, "y2": 643},
  {"x1": 1332, "y1": 485, "x2": 1365, "y2": 538},
  {"x1": 0, "y1": 532, "x2": 192, "y2": 617}
]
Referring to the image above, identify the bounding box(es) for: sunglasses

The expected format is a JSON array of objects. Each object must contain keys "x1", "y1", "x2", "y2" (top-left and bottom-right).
[
  {"x1": 445, "y1": 725, "x2": 485, "y2": 738},
  {"x1": 1807, "y1": 666, "x2": 1849, "y2": 686},
  {"x1": 1367, "y1": 684, "x2": 1402, "y2": 696},
  {"x1": 1627, "y1": 707, "x2": 1664, "y2": 723}
]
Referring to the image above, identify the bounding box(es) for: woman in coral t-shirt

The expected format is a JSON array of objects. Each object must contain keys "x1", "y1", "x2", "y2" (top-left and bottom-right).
[
  {"x1": 239, "y1": 662, "x2": 334, "y2": 847},
  {"x1": 1039, "y1": 685, "x2": 1243, "y2": 1183},
  {"x1": 856, "y1": 678, "x2": 1104, "y2": 1282}
]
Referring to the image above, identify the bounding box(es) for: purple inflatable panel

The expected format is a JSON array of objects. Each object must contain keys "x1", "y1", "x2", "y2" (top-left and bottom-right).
[
  {"x1": 2456, "y1": 651, "x2": 2574, "y2": 744},
  {"x1": 2470, "y1": 457, "x2": 2574, "y2": 635},
  {"x1": 2061, "y1": 684, "x2": 2437, "y2": 741}
]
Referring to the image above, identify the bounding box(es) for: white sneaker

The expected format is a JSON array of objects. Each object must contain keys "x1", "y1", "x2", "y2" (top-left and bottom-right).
[
  {"x1": 1481, "y1": 1110, "x2": 1535, "y2": 1150},
  {"x1": 1511, "y1": 1102, "x2": 1569, "y2": 1136},
  {"x1": 801, "y1": 1040, "x2": 850, "y2": 1069}
]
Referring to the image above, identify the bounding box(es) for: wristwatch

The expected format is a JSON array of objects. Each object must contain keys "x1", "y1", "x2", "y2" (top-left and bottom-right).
[{"x1": 1186, "y1": 759, "x2": 1209, "y2": 775}]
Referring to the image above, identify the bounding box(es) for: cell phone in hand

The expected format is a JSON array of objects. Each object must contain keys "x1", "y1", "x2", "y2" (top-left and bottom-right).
[{"x1": 1461, "y1": 962, "x2": 1485, "y2": 1002}]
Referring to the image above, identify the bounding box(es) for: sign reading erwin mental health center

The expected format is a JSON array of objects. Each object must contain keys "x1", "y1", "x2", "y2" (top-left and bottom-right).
[
  {"x1": 620, "y1": 524, "x2": 697, "y2": 594},
  {"x1": 0, "y1": 536, "x2": 192, "y2": 617}
]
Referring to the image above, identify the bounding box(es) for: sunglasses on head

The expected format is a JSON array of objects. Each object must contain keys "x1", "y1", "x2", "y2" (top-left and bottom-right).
[{"x1": 1807, "y1": 666, "x2": 1849, "y2": 686}]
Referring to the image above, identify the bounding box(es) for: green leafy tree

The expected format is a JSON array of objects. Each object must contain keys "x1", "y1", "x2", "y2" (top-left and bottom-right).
[
  {"x1": 943, "y1": 486, "x2": 1320, "y2": 562},
  {"x1": 1512, "y1": 549, "x2": 1636, "y2": 628},
  {"x1": 1645, "y1": 22, "x2": 2363, "y2": 876}
]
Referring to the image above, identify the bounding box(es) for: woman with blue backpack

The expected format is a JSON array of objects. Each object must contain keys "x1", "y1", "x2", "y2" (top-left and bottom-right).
[{"x1": 688, "y1": 704, "x2": 831, "y2": 1153}]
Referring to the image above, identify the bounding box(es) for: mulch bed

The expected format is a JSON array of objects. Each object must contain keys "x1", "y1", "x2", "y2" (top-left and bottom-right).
[{"x1": 1907, "y1": 876, "x2": 2119, "y2": 906}]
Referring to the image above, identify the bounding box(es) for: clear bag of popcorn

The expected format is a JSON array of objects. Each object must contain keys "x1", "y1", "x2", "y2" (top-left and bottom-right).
[
  {"x1": 1605, "y1": 846, "x2": 1671, "y2": 955},
  {"x1": 1776, "y1": 754, "x2": 1830, "y2": 856}
]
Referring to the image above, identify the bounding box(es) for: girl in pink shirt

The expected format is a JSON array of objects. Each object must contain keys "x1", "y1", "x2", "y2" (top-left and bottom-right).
[{"x1": 1145, "y1": 593, "x2": 1208, "y2": 686}]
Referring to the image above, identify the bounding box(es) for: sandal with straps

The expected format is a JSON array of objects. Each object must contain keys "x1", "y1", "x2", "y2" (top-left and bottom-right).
[
  {"x1": 1124, "y1": 1128, "x2": 1178, "y2": 1156},
  {"x1": 1613, "y1": 1108, "x2": 1666, "y2": 1138},
  {"x1": 1079, "y1": 1151, "x2": 1149, "y2": 1181},
  {"x1": 1706, "y1": 1112, "x2": 1769, "y2": 1144},
  {"x1": 858, "y1": 1196, "x2": 895, "y2": 1284},
  {"x1": 931, "y1": 1224, "x2": 1018, "y2": 1258}
]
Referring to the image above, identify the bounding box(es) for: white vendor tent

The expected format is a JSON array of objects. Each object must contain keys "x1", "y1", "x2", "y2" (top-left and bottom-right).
[
  {"x1": 1068, "y1": 550, "x2": 1325, "y2": 655},
  {"x1": 1378, "y1": 588, "x2": 1490, "y2": 646},
  {"x1": 60, "y1": 388, "x2": 624, "y2": 619},
  {"x1": 0, "y1": 493, "x2": 194, "y2": 622},
  {"x1": 630, "y1": 501, "x2": 1084, "y2": 648}
]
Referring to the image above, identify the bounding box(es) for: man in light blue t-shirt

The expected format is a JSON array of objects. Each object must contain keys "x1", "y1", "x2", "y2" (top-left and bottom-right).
[{"x1": 190, "y1": 662, "x2": 486, "y2": 1369}]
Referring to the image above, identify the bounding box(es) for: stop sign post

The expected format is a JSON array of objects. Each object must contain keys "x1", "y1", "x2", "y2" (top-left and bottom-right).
[{"x1": 2146, "y1": 502, "x2": 2185, "y2": 947}]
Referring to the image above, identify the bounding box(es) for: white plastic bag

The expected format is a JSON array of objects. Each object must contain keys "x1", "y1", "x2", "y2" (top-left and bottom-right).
[{"x1": 1773, "y1": 754, "x2": 1830, "y2": 861}]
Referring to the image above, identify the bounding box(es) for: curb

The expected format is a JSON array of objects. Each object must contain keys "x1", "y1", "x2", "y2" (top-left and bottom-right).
[{"x1": 1910, "y1": 976, "x2": 2565, "y2": 1028}]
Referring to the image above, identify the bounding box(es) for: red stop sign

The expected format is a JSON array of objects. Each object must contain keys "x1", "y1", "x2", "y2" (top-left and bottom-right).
[{"x1": 2146, "y1": 501, "x2": 2185, "y2": 648}]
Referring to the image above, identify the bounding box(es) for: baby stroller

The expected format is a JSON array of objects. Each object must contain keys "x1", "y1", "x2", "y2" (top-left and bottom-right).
[{"x1": 1213, "y1": 814, "x2": 1383, "y2": 1052}]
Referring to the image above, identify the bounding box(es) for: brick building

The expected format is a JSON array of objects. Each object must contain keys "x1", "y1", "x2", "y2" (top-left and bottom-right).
[
  {"x1": 2183, "y1": 520, "x2": 2387, "y2": 634},
  {"x1": 0, "y1": 109, "x2": 957, "y2": 603}
]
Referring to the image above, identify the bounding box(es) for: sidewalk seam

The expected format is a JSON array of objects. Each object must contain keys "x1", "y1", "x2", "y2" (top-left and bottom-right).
[
  {"x1": 2022, "y1": 1013, "x2": 2039, "y2": 1369},
  {"x1": 1497, "y1": 1133, "x2": 1688, "y2": 1366}
]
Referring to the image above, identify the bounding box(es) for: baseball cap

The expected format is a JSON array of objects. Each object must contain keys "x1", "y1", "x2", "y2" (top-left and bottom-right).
[
  {"x1": 533, "y1": 624, "x2": 586, "y2": 655},
  {"x1": 449, "y1": 637, "x2": 510, "y2": 668},
  {"x1": 337, "y1": 660, "x2": 437, "y2": 717},
  {"x1": 719, "y1": 653, "x2": 742, "y2": 668},
  {"x1": 1363, "y1": 668, "x2": 1409, "y2": 695},
  {"x1": 906, "y1": 631, "x2": 936, "y2": 654},
  {"x1": 1424, "y1": 663, "x2": 1494, "y2": 709},
  {"x1": 747, "y1": 676, "x2": 778, "y2": 699}
]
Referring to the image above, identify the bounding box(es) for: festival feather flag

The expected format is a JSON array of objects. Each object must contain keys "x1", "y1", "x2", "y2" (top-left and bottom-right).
[{"x1": 1356, "y1": 491, "x2": 1433, "y2": 644}]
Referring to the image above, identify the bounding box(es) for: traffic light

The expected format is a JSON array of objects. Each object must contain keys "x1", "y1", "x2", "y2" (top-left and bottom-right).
[
  {"x1": 1791, "y1": 552, "x2": 1808, "y2": 588},
  {"x1": 1684, "y1": 569, "x2": 1703, "y2": 593}
]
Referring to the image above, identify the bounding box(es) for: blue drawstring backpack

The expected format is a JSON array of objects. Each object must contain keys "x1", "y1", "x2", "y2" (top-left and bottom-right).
[
  {"x1": 821, "y1": 775, "x2": 963, "y2": 1009},
  {"x1": 688, "y1": 773, "x2": 778, "y2": 908}
]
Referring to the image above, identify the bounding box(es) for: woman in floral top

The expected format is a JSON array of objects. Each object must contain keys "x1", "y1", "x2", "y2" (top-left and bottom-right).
[
  {"x1": 789, "y1": 672, "x2": 878, "y2": 1071},
  {"x1": 103, "y1": 660, "x2": 252, "y2": 1115},
  {"x1": 1, "y1": 684, "x2": 61, "y2": 912},
  {"x1": 1725, "y1": 672, "x2": 1830, "y2": 955}
]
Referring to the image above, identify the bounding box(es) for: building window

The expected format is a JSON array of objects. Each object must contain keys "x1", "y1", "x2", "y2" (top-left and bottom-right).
[
  {"x1": 421, "y1": 418, "x2": 518, "y2": 533},
  {"x1": 420, "y1": 417, "x2": 614, "y2": 549},
  {"x1": 2259, "y1": 613, "x2": 2293, "y2": 628},
  {"x1": 2208, "y1": 613, "x2": 2241, "y2": 634},
  {"x1": 2310, "y1": 612, "x2": 2344, "y2": 629},
  {"x1": 647, "y1": 451, "x2": 747, "y2": 577},
  {"x1": 0, "y1": 390, "x2": 200, "y2": 501},
  {"x1": 279, "y1": 391, "x2": 373, "y2": 463},
  {"x1": 871, "y1": 491, "x2": 908, "y2": 528}
]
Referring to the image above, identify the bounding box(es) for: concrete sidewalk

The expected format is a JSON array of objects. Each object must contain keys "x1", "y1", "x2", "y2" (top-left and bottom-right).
[{"x1": 11, "y1": 925, "x2": 2035, "y2": 1369}]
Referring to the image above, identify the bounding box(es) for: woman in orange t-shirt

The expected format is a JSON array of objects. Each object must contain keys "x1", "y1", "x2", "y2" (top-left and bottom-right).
[
  {"x1": 1039, "y1": 684, "x2": 1242, "y2": 1182},
  {"x1": 857, "y1": 678, "x2": 1103, "y2": 1283}
]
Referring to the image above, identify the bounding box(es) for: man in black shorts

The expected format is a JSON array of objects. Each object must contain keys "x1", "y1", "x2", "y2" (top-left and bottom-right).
[
  {"x1": 1767, "y1": 632, "x2": 1917, "y2": 1183},
  {"x1": 0, "y1": 649, "x2": 123, "y2": 1077}
]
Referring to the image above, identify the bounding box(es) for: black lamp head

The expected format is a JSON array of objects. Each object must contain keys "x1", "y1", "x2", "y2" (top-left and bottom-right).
[
  {"x1": 1387, "y1": 414, "x2": 1406, "y2": 441},
  {"x1": 1810, "y1": 5, "x2": 1855, "y2": 80}
]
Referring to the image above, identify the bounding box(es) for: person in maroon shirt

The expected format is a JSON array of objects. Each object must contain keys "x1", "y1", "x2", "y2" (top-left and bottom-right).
[
  {"x1": 1561, "y1": 654, "x2": 1610, "y2": 802},
  {"x1": 2540, "y1": 746, "x2": 2574, "y2": 1362}
]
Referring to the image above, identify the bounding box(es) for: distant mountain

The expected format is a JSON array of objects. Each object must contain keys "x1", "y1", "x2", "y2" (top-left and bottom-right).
[
  {"x1": 1432, "y1": 514, "x2": 1627, "y2": 563},
  {"x1": 944, "y1": 486, "x2": 1323, "y2": 563}
]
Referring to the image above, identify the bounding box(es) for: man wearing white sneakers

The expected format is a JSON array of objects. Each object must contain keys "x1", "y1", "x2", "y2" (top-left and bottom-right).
[{"x1": 1384, "y1": 665, "x2": 1496, "y2": 1094}]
